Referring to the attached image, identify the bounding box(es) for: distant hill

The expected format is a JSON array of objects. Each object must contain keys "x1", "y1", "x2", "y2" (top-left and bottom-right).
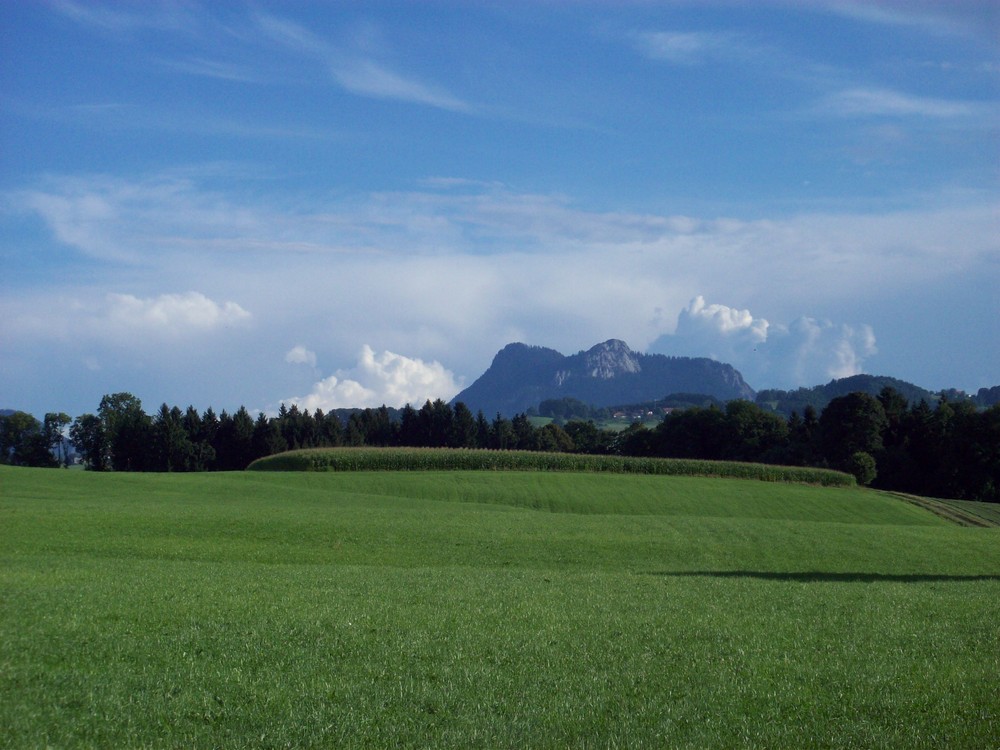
[
  {"x1": 755, "y1": 375, "x2": 939, "y2": 417},
  {"x1": 451, "y1": 339, "x2": 755, "y2": 417},
  {"x1": 975, "y1": 386, "x2": 1000, "y2": 407}
]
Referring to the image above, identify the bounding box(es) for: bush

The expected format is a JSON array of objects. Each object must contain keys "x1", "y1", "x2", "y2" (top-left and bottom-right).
[{"x1": 846, "y1": 451, "x2": 877, "y2": 486}]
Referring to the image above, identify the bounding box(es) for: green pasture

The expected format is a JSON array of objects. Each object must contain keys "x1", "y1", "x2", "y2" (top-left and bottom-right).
[{"x1": 2, "y1": 465, "x2": 998, "y2": 748}]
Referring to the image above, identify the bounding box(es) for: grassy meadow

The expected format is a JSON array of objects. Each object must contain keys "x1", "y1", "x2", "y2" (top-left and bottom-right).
[{"x1": 2, "y1": 464, "x2": 999, "y2": 748}]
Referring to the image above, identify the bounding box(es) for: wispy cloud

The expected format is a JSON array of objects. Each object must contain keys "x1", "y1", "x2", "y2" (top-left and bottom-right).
[
  {"x1": 254, "y1": 12, "x2": 473, "y2": 113},
  {"x1": 41, "y1": 101, "x2": 339, "y2": 141},
  {"x1": 49, "y1": 0, "x2": 197, "y2": 35},
  {"x1": 817, "y1": 0, "x2": 996, "y2": 40},
  {"x1": 159, "y1": 57, "x2": 265, "y2": 84},
  {"x1": 630, "y1": 30, "x2": 756, "y2": 65},
  {"x1": 816, "y1": 87, "x2": 986, "y2": 118},
  {"x1": 49, "y1": 4, "x2": 475, "y2": 114},
  {"x1": 332, "y1": 59, "x2": 472, "y2": 112}
]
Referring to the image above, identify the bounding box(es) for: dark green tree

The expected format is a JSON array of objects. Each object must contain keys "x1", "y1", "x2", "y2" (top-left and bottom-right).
[
  {"x1": 723, "y1": 400, "x2": 789, "y2": 462},
  {"x1": 317, "y1": 411, "x2": 344, "y2": 447},
  {"x1": 536, "y1": 422, "x2": 574, "y2": 452},
  {"x1": 70, "y1": 414, "x2": 107, "y2": 471},
  {"x1": 43, "y1": 412, "x2": 72, "y2": 467},
  {"x1": 818, "y1": 392, "x2": 887, "y2": 468},
  {"x1": 230, "y1": 407, "x2": 256, "y2": 469},
  {"x1": 151, "y1": 404, "x2": 194, "y2": 471},
  {"x1": 1, "y1": 411, "x2": 56, "y2": 467},
  {"x1": 490, "y1": 413, "x2": 515, "y2": 449},
  {"x1": 474, "y1": 410, "x2": 491, "y2": 449},
  {"x1": 398, "y1": 404, "x2": 421, "y2": 446},
  {"x1": 98, "y1": 393, "x2": 150, "y2": 471},
  {"x1": 252, "y1": 412, "x2": 286, "y2": 460},
  {"x1": 511, "y1": 414, "x2": 538, "y2": 450},
  {"x1": 653, "y1": 406, "x2": 728, "y2": 459},
  {"x1": 424, "y1": 399, "x2": 454, "y2": 447},
  {"x1": 616, "y1": 422, "x2": 655, "y2": 456},
  {"x1": 451, "y1": 402, "x2": 478, "y2": 448},
  {"x1": 563, "y1": 420, "x2": 614, "y2": 454},
  {"x1": 344, "y1": 412, "x2": 367, "y2": 446}
]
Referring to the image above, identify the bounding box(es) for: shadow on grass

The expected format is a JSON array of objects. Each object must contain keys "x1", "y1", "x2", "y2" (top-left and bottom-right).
[{"x1": 643, "y1": 571, "x2": 1000, "y2": 583}]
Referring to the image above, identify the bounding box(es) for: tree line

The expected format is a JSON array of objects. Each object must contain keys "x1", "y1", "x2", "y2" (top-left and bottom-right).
[{"x1": 2, "y1": 387, "x2": 997, "y2": 502}]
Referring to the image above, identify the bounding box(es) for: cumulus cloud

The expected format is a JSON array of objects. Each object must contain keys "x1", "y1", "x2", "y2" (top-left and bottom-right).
[
  {"x1": 648, "y1": 297, "x2": 878, "y2": 389},
  {"x1": 768, "y1": 317, "x2": 878, "y2": 385},
  {"x1": 103, "y1": 292, "x2": 251, "y2": 333},
  {"x1": 284, "y1": 345, "x2": 317, "y2": 368},
  {"x1": 3, "y1": 290, "x2": 252, "y2": 343},
  {"x1": 284, "y1": 345, "x2": 462, "y2": 411},
  {"x1": 682, "y1": 296, "x2": 769, "y2": 342}
]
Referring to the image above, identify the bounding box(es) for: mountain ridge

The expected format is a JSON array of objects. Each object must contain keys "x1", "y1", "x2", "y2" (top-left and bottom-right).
[
  {"x1": 451, "y1": 339, "x2": 756, "y2": 417},
  {"x1": 450, "y1": 340, "x2": 999, "y2": 419}
]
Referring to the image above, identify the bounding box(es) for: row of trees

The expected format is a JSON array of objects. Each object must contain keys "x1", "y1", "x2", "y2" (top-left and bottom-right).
[
  {"x1": 1, "y1": 395, "x2": 574, "y2": 473},
  {"x1": 0, "y1": 411, "x2": 72, "y2": 468},
  {"x1": 614, "y1": 391, "x2": 999, "y2": 501},
  {"x1": 2, "y1": 388, "x2": 997, "y2": 502}
]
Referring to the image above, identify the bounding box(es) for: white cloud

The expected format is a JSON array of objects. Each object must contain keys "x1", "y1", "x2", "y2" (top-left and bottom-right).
[
  {"x1": 5, "y1": 171, "x2": 996, "y2": 401},
  {"x1": 682, "y1": 296, "x2": 769, "y2": 342},
  {"x1": 815, "y1": 1, "x2": 991, "y2": 39},
  {"x1": 285, "y1": 345, "x2": 462, "y2": 411},
  {"x1": 103, "y1": 292, "x2": 251, "y2": 333},
  {"x1": 285, "y1": 345, "x2": 317, "y2": 368},
  {"x1": 332, "y1": 59, "x2": 472, "y2": 112},
  {"x1": 649, "y1": 298, "x2": 878, "y2": 389},
  {"x1": 3, "y1": 290, "x2": 251, "y2": 344},
  {"x1": 50, "y1": 0, "x2": 196, "y2": 34},
  {"x1": 782, "y1": 318, "x2": 878, "y2": 383},
  {"x1": 255, "y1": 13, "x2": 472, "y2": 113}
]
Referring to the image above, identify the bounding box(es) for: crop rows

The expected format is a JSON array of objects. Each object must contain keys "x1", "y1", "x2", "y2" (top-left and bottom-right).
[{"x1": 247, "y1": 447, "x2": 856, "y2": 486}]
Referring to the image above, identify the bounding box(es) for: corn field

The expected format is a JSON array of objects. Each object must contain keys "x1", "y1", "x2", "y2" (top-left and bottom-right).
[{"x1": 247, "y1": 447, "x2": 856, "y2": 487}]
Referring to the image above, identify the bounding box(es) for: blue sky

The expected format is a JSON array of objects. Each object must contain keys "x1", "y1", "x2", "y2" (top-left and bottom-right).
[{"x1": 2, "y1": 0, "x2": 998, "y2": 418}]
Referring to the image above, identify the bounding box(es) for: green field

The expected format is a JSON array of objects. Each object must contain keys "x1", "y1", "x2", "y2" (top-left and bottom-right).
[{"x1": 2, "y1": 465, "x2": 999, "y2": 748}]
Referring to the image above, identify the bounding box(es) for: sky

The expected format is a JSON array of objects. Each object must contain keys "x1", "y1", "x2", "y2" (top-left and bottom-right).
[{"x1": 1, "y1": 0, "x2": 998, "y2": 419}]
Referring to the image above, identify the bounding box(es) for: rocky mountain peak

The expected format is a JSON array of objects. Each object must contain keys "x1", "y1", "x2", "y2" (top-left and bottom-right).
[{"x1": 579, "y1": 339, "x2": 642, "y2": 379}]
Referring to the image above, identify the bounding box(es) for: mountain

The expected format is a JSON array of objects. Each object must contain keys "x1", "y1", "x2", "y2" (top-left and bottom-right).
[
  {"x1": 451, "y1": 339, "x2": 756, "y2": 417},
  {"x1": 974, "y1": 386, "x2": 1000, "y2": 407},
  {"x1": 755, "y1": 375, "x2": 939, "y2": 418}
]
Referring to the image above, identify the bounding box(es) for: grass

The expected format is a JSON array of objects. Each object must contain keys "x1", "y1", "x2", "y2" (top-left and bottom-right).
[{"x1": 2, "y1": 465, "x2": 999, "y2": 748}]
